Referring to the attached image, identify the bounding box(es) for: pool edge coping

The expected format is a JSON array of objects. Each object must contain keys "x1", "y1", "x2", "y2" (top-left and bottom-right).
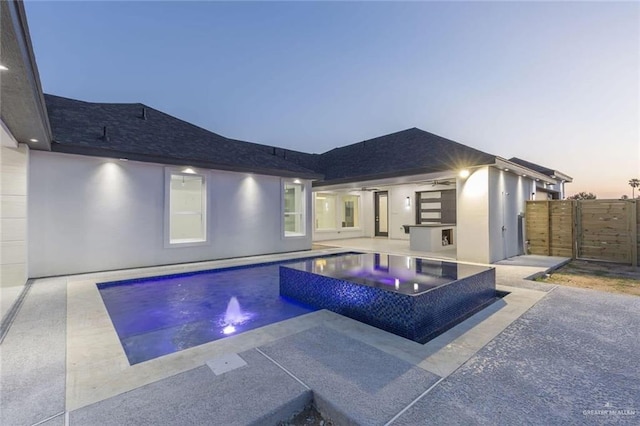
[{"x1": 63, "y1": 248, "x2": 548, "y2": 412}]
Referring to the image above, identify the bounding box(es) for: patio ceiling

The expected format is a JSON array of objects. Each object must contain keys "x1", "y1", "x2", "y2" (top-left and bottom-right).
[{"x1": 0, "y1": 1, "x2": 51, "y2": 150}]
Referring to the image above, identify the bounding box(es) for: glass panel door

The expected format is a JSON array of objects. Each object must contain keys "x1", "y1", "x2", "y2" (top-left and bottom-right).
[{"x1": 374, "y1": 191, "x2": 389, "y2": 237}]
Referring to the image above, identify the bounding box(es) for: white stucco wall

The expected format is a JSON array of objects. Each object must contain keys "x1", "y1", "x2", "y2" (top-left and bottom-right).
[
  {"x1": 388, "y1": 185, "x2": 416, "y2": 240},
  {"x1": 488, "y1": 168, "x2": 534, "y2": 263},
  {"x1": 28, "y1": 151, "x2": 312, "y2": 277},
  {"x1": 456, "y1": 166, "x2": 534, "y2": 264},
  {"x1": 456, "y1": 167, "x2": 491, "y2": 263},
  {"x1": 0, "y1": 126, "x2": 29, "y2": 319}
]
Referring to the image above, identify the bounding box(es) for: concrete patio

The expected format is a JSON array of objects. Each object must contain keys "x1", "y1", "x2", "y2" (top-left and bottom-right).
[{"x1": 1, "y1": 239, "x2": 638, "y2": 425}]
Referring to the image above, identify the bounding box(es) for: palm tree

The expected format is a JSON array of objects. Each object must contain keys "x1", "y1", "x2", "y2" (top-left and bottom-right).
[{"x1": 629, "y1": 178, "x2": 640, "y2": 199}]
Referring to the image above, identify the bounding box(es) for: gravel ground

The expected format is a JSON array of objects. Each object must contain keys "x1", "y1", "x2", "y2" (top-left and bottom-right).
[
  {"x1": 279, "y1": 404, "x2": 333, "y2": 426},
  {"x1": 539, "y1": 260, "x2": 640, "y2": 296}
]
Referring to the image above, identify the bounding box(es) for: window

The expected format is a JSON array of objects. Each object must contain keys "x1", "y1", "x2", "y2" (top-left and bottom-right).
[
  {"x1": 284, "y1": 181, "x2": 305, "y2": 236},
  {"x1": 168, "y1": 172, "x2": 206, "y2": 244},
  {"x1": 342, "y1": 195, "x2": 360, "y2": 228},
  {"x1": 313, "y1": 193, "x2": 360, "y2": 231},
  {"x1": 315, "y1": 193, "x2": 337, "y2": 230}
]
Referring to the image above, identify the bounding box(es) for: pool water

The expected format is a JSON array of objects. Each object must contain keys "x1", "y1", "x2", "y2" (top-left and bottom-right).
[
  {"x1": 99, "y1": 252, "x2": 495, "y2": 364},
  {"x1": 98, "y1": 258, "x2": 335, "y2": 365}
]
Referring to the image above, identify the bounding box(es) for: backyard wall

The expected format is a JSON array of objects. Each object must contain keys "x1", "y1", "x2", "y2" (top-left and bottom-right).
[
  {"x1": 526, "y1": 199, "x2": 639, "y2": 266},
  {"x1": 28, "y1": 151, "x2": 313, "y2": 277},
  {"x1": 0, "y1": 124, "x2": 29, "y2": 320}
]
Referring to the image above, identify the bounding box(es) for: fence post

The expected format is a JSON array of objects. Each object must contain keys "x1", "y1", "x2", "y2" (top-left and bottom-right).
[
  {"x1": 631, "y1": 200, "x2": 638, "y2": 268},
  {"x1": 572, "y1": 200, "x2": 577, "y2": 259},
  {"x1": 575, "y1": 200, "x2": 582, "y2": 260},
  {"x1": 546, "y1": 200, "x2": 551, "y2": 256}
]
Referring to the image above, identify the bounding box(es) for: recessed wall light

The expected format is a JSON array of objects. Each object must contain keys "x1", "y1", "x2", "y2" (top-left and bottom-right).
[
  {"x1": 29, "y1": 138, "x2": 38, "y2": 143},
  {"x1": 0, "y1": 65, "x2": 8, "y2": 71}
]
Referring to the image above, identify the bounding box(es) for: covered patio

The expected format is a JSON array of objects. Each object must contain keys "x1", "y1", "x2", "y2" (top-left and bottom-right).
[{"x1": 314, "y1": 237, "x2": 457, "y2": 260}]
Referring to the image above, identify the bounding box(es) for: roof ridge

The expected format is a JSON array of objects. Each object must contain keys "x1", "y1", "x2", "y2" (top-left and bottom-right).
[{"x1": 44, "y1": 93, "x2": 145, "y2": 108}]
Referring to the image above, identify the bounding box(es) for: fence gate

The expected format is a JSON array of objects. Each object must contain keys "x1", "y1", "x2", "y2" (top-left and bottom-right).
[
  {"x1": 525, "y1": 200, "x2": 638, "y2": 266},
  {"x1": 576, "y1": 200, "x2": 637, "y2": 264}
]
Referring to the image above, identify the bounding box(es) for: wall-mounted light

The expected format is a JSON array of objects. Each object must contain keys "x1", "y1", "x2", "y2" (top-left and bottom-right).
[
  {"x1": 405, "y1": 196, "x2": 411, "y2": 208},
  {"x1": 0, "y1": 65, "x2": 8, "y2": 71},
  {"x1": 182, "y1": 167, "x2": 196, "y2": 174},
  {"x1": 29, "y1": 138, "x2": 38, "y2": 143},
  {"x1": 293, "y1": 179, "x2": 301, "y2": 184},
  {"x1": 459, "y1": 169, "x2": 470, "y2": 178}
]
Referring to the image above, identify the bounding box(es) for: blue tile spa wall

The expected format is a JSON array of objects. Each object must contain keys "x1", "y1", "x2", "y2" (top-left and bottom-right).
[{"x1": 279, "y1": 266, "x2": 496, "y2": 343}]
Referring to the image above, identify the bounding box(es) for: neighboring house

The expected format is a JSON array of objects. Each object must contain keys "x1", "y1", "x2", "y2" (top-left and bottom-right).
[{"x1": 0, "y1": 0, "x2": 572, "y2": 320}]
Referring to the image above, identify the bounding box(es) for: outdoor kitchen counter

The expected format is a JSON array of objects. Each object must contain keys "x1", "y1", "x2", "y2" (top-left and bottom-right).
[{"x1": 409, "y1": 224, "x2": 456, "y2": 252}]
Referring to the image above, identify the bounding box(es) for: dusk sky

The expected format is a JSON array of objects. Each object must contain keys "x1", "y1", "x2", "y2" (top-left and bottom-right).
[{"x1": 25, "y1": 1, "x2": 639, "y2": 199}]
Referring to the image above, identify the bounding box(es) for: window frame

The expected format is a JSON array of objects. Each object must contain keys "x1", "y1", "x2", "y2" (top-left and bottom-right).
[
  {"x1": 314, "y1": 192, "x2": 339, "y2": 231},
  {"x1": 340, "y1": 194, "x2": 361, "y2": 229},
  {"x1": 164, "y1": 168, "x2": 209, "y2": 248},
  {"x1": 282, "y1": 179, "x2": 307, "y2": 238},
  {"x1": 313, "y1": 192, "x2": 362, "y2": 232}
]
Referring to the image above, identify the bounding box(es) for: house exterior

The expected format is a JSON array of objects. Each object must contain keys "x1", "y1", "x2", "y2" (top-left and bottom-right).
[
  {"x1": 29, "y1": 95, "x2": 321, "y2": 278},
  {"x1": 508, "y1": 157, "x2": 572, "y2": 200},
  {"x1": 291, "y1": 128, "x2": 571, "y2": 264},
  {"x1": 0, "y1": 0, "x2": 572, "y2": 320}
]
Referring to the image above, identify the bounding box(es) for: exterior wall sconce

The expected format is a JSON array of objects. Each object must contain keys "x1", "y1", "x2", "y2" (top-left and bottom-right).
[
  {"x1": 405, "y1": 197, "x2": 411, "y2": 208},
  {"x1": 459, "y1": 169, "x2": 470, "y2": 178}
]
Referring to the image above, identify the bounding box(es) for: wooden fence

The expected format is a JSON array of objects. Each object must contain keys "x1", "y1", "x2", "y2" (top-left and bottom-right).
[{"x1": 525, "y1": 200, "x2": 639, "y2": 266}]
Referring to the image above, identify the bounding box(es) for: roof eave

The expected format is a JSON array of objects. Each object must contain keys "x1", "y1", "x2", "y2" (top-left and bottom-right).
[
  {"x1": 0, "y1": 0, "x2": 52, "y2": 150},
  {"x1": 551, "y1": 171, "x2": 573, "y2": 182},
  {"x1": 312, "y1": 162, "x2": 495, "y2": 188},
  {"x1": 494, "y1": 158, "x2": 557, "y2": 184},
  {"x1": 50, "y1": 143, "x2": 323, "y2": 180}
]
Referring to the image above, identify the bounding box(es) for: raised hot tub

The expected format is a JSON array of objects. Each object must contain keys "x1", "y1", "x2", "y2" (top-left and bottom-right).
[{"x1": 280, "y1": 253, "x2": 496, "y2": 343}]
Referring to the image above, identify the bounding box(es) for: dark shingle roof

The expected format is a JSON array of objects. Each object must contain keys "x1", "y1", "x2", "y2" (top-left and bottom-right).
[
  {"x1": 44, "y1": 95, "x2": 508, "y2": 184},
  {"x1": 508, "y1": 157, "x2": 555, "y2": 177},
  {"x1": 312, "y1": 128, "x2": 497, "y2": 184},
  {"x1": 44, "y1": 94, "x2": 321, "y2": 178}
]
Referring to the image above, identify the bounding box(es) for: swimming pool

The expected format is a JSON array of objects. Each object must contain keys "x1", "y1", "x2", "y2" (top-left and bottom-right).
[
  {"x1": 98, "y1": 256, "x2": 348, "y2": 364},
  {"x1": 98, "y1": 252, "x2": 496, "y2": 364}
]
